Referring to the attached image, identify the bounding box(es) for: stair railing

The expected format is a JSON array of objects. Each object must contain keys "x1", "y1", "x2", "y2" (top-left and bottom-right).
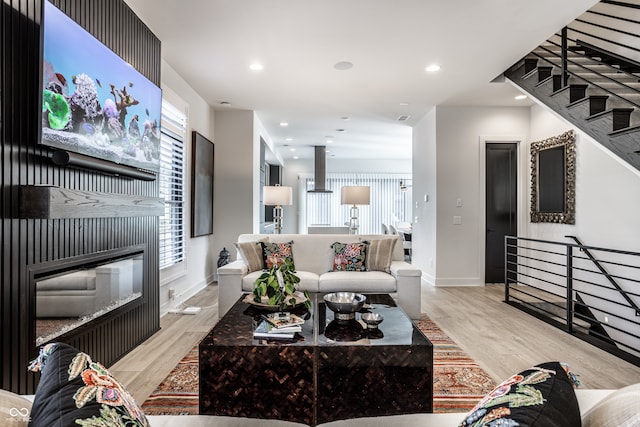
[
  {"x1": 566, "y1": 235, "x2": 640, "y2": 317},
  {"x1": 505, "y1": 235, "x2": 640, "y2": 367}
]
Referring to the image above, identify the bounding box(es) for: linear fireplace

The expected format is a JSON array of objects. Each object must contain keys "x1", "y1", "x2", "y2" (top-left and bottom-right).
[{"x1": 30, "y1": 245, "x2": 147, "y2": 346}]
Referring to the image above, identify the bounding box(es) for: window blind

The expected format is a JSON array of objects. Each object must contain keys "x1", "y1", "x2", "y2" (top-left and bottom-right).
[
  {"x1": 300, "y1": 173, "x2": 412, "y2": 234},
  {"x1": 159, "y1": 100, "x2": 186, "y2": 269}
]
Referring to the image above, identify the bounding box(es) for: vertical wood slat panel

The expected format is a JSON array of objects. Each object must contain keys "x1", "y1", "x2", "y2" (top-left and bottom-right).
[{"x1": 1, "y1": 0, "x2": 161, "y2": 393}]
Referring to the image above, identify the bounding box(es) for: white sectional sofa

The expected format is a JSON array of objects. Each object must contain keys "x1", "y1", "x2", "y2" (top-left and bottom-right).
[
  {"x1": 7, "y1": 389, "x2": 619, "y2": 427},
  {"x1": 146, "y1": 389, "x2": 616, "y2": 426},
  {"x1": 217, "y1": 233, "x2": 422, "y2": 319}
]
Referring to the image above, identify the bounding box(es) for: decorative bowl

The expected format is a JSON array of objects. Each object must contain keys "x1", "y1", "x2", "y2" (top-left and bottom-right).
[
  {"x1": 361, "y1": 312, "x2": 384, "y2": 329},
  {"x1": 323, "y1": 292, "x2": 366, "y2": 322}
]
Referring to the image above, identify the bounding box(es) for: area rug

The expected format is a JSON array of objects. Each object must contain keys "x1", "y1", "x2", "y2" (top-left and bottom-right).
[{"x1": 141, "y1": 314, "x2": 497, "y2": 415}]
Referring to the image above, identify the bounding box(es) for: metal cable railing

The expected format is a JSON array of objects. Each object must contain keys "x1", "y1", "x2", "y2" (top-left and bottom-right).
[{"x1": 505, "y1": 236, "x2": 640, "y2": 366}]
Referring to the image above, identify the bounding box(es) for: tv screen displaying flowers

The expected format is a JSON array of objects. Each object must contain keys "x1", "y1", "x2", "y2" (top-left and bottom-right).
[{"x1": 41, "y1": 0, "x2": 162, "y2": 173}]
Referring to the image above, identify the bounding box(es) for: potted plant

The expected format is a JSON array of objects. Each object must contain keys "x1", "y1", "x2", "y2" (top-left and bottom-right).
[{"x1": 252, "y1": 258, "x2": 310, "y2": 311}]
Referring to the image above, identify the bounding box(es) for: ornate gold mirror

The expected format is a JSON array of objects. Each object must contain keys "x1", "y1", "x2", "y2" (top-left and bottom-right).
[{"x1": 530, "y1": 130, "x2": 576, "y2": 224}]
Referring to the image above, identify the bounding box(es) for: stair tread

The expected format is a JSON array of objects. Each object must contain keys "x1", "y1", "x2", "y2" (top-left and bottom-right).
[
  {"x1": 609, "y1": 123, "x2": 640, "y2": 136},
  {"x1": 587, "y1": 108, "x2": 634, "y2": 122}
]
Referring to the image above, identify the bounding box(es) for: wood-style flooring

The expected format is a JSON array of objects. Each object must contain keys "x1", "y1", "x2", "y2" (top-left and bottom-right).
[{"x1": 110, "y1": 282, "x2": 640, "y2": 404}]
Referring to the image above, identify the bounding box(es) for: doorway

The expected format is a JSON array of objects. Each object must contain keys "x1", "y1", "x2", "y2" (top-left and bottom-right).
[{"x1": 485, "y1": 143, "x2": 517, "y2": 283}]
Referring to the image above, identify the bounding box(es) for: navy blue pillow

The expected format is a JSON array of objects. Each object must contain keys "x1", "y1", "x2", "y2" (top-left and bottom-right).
[
  {"x1": 28, "y1": 342, "x2": 148, "y2": 427},
  {"x1": 459, "y1": 361, "x2": 580, "y2": 427}
]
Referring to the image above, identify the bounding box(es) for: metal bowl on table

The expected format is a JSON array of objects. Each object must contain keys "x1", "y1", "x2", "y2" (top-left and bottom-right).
[
  {"x1": 323, "y1": 292, "x2": 366, "y2": 322},
  {"x1": 361, "y1": 312, "x2": 384, "y2": 329}
]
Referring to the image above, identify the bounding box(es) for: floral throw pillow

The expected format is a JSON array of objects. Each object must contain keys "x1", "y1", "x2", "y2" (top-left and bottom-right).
[
  {"x1": 28, "y1": 342, "x2": 148, "y2": 427},
  {"x1": 331, "y1": 242, "x2": 367, "y2": 271},
  {"x1": 261, "y1": 240, "x2": 294, "y2": 269},
  {"x1": 458, "y1": 361, "x2": 580, "y2": 427}
]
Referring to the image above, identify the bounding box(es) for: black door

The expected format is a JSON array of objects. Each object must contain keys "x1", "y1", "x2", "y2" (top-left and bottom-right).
[{"x1": 486, "y1": 143, "x2": 517, "y2": 283}]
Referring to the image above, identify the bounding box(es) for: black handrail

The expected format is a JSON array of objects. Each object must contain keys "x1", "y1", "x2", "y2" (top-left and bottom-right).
[
  {"x1": 566, "y1": 235, "x2": 640, "y2": 316},
  {"x1": 505, "y1": 235, "x2": 640, "y2": 366}
]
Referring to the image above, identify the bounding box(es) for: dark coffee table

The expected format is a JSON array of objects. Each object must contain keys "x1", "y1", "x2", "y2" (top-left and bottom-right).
[{"x1": 199, "y1": 293, "x2": 433, "y2": 426}]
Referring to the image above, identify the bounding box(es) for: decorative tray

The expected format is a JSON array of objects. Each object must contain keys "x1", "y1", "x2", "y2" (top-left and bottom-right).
[{"x1": 243, "y1": 292, "x2": 307, "y2": 311}]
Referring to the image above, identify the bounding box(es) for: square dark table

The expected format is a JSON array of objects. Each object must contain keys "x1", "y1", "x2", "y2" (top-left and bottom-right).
[{"x1": 199, "y1": 293, "x2": 433, "y2": 426}]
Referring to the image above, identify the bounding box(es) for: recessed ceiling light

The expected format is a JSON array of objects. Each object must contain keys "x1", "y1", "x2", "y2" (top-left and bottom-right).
[
  {"x1": 220, "y1": 101, "x2": 231, "y2": 106},
  {"x1": 425, "y1": 64, "x2": 441, "y2": 72},
  {"x1": 325, "y1": 149, "x2": 331, "y2": 153},
  {"x1": 293, "y1": 156, "x2": 299, "y2": 160},
  {"x1": 341, "y1": 116, "x2": 350, "y2": 121},
  {"x1": 334, "y1": 61, "x2": 353, "y2": 70},
  {"x1": 249, "y1": 63, "x2": 263, "y2": 71},
  {"x1": 399, "y1": 102, "x2": 410, "y2": 106},
  {"x1": 336, "y1": 129, "x2": 345, "y2": 132},
  {"x1": 515, "y1": 94, "x2": 528, "y2": 100},
  {"x1": 326, "y1": 140, "x2": 333, "y2": 144},
  {"x1": 280, "y1": 122, "x2": 288, "y2": 127},
  {"x1": 285, "y1": 138, "x2": 293, "y2": 141},
  {"x1": 290, "y1": 148, "x2": 296, "y2": 152}
]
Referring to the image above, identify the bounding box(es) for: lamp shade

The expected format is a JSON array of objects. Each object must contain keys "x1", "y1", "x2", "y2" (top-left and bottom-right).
[
  {"x1": 264, "y1": 185, "x2": 293, "y2": 206},
  {"x1": 341, "y1": 186, "x2": 370, "y2": 205}
]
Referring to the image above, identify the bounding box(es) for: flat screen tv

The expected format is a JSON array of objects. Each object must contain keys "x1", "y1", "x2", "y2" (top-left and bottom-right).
[{"x1": 41, "y1": 0, "x2": 162, "y2": 173}]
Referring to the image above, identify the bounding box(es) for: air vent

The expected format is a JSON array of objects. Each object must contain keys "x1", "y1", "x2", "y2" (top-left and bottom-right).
[{"x1": 397, "y1": 115, "x2": 411, "y2": 122}]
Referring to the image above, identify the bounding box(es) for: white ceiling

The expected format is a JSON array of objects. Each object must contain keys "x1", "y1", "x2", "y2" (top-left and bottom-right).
[{"x1": 123, "y1": 0, "x2": 598, "y2": 162}]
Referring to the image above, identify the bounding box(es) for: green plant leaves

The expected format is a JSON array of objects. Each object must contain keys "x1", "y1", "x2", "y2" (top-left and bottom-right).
[{"x1": 252, "y1": 260, "x2": 303, "y2": 309}]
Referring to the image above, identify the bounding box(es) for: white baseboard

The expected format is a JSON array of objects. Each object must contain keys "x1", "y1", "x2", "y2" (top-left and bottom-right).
[
  {"x1": 159, "y1": 279, "x2": 210, "y2": 317},
  {"x1": 423, "y1": 274, "x2": 485, "y2": 287}
]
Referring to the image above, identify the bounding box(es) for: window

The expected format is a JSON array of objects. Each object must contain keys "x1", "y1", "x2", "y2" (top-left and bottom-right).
[
  {"x1": 300, "y1": 173, "x2": 412, "y2": 234},
  {"x1": 159, "y1": 100, "x2": 186, "y2": 269}
]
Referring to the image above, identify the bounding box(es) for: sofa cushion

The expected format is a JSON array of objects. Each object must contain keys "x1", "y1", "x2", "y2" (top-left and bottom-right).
[
  {"x1": 235, "y1": 238, "x2": 267, "y2": 272},
  {"x1": 331, "y1": 242, "x2": 367, "y2": 272},
  {"x1": 238, "y1": 234, "x2": 404, "y2": 274},
  {"x1": 28, "y1": 342, "x2": 148, "y2": 427},
  {"x1": 242, "y1": 270, "x2": 320, "y2": 293},
  {"x1": 261, "y1": 241, "x2": 294, "y2": 269},
  {"x1": 458, "y1": 361, "x2": 580, "y2": 427},
  {"x1": 581, "y1": 382, "x2": 640, "y2": 427},
  {"x1": 319, "y1": 271, "x2": 396, "y2": 293},
  {"x1": 0, "y1": 389, "x2": 32, "y2": 426},
  {"x1": 365, "y1": 238, "x2": 397, "y2": 273}
]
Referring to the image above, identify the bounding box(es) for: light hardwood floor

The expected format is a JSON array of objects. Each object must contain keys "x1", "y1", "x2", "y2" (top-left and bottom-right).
[{"x1": 110, "y1": 282, "x2": 640, "y2": 404}]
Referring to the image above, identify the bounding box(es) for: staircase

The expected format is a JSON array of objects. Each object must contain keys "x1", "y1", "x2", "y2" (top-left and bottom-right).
[{"x1": 503, "y1": 1, "x2": 640, "y2": 172}]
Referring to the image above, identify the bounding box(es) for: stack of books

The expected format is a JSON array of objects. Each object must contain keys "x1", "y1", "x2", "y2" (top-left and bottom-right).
[{"x1": 253, "y1": 313, "x2": 305, "y2": 340}]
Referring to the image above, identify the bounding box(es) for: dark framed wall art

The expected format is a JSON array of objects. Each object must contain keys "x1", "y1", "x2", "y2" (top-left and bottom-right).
[{"x1": 191, "y1": 131, "x2": 214, "y2": 237}]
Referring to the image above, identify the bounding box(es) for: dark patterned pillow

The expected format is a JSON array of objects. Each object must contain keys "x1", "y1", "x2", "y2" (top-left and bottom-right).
[
  {"x1": 331, "y1": 242, "x2": 367, "y2": 271},
  {"x1": 261, "y1": 240, "x2": 294, "y2": 269},
  {"x1": 28, "y1": 342, "x2": 148, "y2": 427},
  {"x1": 458, "y1": 361, "x2": 580, "y2": 427}
]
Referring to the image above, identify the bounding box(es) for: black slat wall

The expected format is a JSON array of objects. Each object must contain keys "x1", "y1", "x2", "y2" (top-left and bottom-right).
[{"x1": 1, "y1": 0, "x2": 161, "y2": 393}]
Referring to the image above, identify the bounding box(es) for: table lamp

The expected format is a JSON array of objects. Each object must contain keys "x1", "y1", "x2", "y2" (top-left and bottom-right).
[
  {"x1": 341, "y1": 186, "x2": 370, "y2": 234},
  {"x1": 264, "y1": 185, "x2": 293, "y2": 234}
]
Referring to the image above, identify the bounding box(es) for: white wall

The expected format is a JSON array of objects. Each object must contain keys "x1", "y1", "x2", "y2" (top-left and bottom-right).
[
  {"x1": 412, "y1": 108, "x2": 437, "y2": 283},
  {"x1": 213, "y1": 110, "x2": 256, "y2": 263},
  {"x1": 528, "y1": 104, "x2": 640, "y2": 251},
  {"x1": 159, "y1": 60, "x2": 216, "y2": 314},
  {"x1": 413, "y1": 106, "x2": 530, "y2": 286}
]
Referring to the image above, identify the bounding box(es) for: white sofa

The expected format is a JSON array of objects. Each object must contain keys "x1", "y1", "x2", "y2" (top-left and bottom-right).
[
  {"x1": 5, "y1": 389, "x2": 620, "y2": 427},
  {"x1": 146, "y1": 389, "x2": 615, "y2": 426},
  {"x1": 217, "y1": 233, "x2": 422, "y2": 319}
]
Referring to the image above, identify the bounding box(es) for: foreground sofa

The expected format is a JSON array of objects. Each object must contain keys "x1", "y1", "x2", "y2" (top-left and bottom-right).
[
  {"x1": 217, "y1": 233, "x2": 422, "y2": 319},
  {"x1": 10, "y1": 343, "x2": 640, "y2": 427},
  {"x1": 5, "y1": 389, "x2": 623, "y2": 426}
]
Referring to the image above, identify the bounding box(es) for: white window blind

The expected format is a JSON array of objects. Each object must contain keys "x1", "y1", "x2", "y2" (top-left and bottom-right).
[
  {"x1": 300, "y1": 173, "x2": 412, "y2": 234},
  {"x1": 159, "y1": 100, "x2": 186, "y2": 269}
]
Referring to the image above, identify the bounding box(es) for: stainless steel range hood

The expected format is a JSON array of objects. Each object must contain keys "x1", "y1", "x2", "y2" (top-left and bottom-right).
[{"x1": 307, "y1": 145, "x2": 332, "y2": 193}]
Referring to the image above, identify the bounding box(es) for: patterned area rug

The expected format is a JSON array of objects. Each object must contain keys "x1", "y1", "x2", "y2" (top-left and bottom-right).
[{"x1": 141, "y1": 314, "x2": 497, "y2": 415}]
